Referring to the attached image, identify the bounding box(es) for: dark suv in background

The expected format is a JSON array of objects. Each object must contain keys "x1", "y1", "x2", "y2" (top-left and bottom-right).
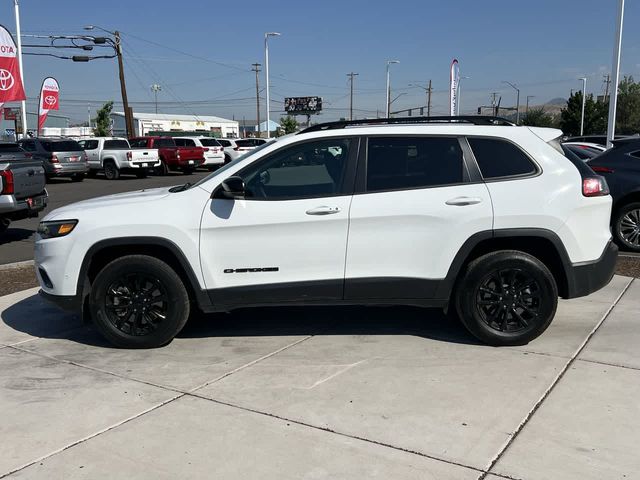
[
  {"x1": 588, "y1": 138, "x2": 640, "y2": 252},
  {"x1": 18, "y1": 137, "x2": 88, "y2": 182}
]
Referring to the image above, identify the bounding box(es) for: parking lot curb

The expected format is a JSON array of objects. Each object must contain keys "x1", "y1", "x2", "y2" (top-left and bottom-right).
[{"x1": 0, "y1": 260, "x2": 34, "y2": 271}]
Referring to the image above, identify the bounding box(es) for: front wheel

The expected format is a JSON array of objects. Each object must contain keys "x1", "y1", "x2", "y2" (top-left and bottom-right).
[
  {"x1": 613, "y1": 202, "x2": 640, "y2": 252},
  {"x1": 90, "y1": 255, "x2": 190, "y2": 348},
  {"x1": 454, "y1": 251, "x2": 558, "y2": 346}
]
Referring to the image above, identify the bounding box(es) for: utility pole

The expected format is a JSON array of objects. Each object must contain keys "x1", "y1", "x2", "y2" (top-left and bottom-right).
[
  {"x1": 150, "y1": 84, "x2": 161, "y2": 114},
  {"x1": 347, "y1": 72, "x2": 358, "y2": 120},
  {"x1": 502, "y1": 81, "x2": 520, "y2": 124},
  {"x1": 427, "y1": 79, "x2": 432, "y2": 117},
  {"x1": 603, "y1": 73, "x2": 611, "y2": 99},
  {"x1": 114, "y1": 31, "x2": 133, "y2": 137},
  {"x1": 491, "y1": 93, "x2": 498, "y2": 116},
  {"x1": 252, "y1": 63, "x2": 261, "y2": 137},
  {"x1": 87, "y1": 104, "x2": 91, "y2": 129}
]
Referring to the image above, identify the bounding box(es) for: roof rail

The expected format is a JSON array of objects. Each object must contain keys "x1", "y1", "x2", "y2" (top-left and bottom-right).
[{"x1": 297, "y1": 115, "x2": 515, "y2": 134}]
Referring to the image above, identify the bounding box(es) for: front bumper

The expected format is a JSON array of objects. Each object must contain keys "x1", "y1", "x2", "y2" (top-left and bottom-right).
[
  {"x1": 39, "y1": 289, "x2": 82, "y2": 312},
  {"x1": 565, "y1": 239, "x2": 618, "y2": 299}
]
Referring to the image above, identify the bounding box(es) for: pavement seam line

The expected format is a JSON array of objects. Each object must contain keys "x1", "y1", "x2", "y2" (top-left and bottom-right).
[
  {"x1": 186, "y1": 390, "x2": 488, "y2": 476},
  {"x1": 478, "y1": 277, "x2": 635, "y2": 480},
  {"x1": 0, "y1": 393, "x2": 185, "y2": 479},
  {"x1": 188, "y1": 334, "x2": 315, "y2": 393},
  {"x1": 577, "y1": 357, "x2": 640, "y2": 372},
  {"x1": 0, "y1": 260, "x2": 34, "y2": 271}
]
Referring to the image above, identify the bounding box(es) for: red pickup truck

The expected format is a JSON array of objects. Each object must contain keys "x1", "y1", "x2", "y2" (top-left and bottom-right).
[{"x1": 129, "y1": 136, "x2": 205, "y2": 175}]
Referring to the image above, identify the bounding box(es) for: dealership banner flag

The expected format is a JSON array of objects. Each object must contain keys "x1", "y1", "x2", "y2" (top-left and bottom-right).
[
  {"x1": 0, "y1": 24, "x2": 26, "y2": 104},
  {"x1": 449, "y1": 59, "x2": 459, "y2": 116},
  {"x1": 38, "y1": 77, "x2": 60, "y2": 134}
]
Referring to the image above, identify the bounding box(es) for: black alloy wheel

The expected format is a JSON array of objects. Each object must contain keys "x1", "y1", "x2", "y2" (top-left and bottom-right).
[
  {"x1": 104, "y1": 273, "x2": 168, "y2": 336},
  {"x1": 103, "y1": 161, "x2": 120, "y2": 180},
  {"x1": 91, "y1": 255, "x2": 190, "y2": 348},
  {"x1": 455, "y1": 251, "x2": 558, "y2": 346}
]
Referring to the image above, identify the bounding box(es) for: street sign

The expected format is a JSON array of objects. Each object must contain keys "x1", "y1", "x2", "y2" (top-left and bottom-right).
[
  {"x1": 284, "y1": 96, "x2": 322, "y2": 114},
  {"x1": 3, "y1": 107, "x2": 19, "y2": 120}
]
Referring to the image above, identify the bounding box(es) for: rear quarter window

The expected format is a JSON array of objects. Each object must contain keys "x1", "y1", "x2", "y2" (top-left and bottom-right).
[
  {"x1": 104, "y1": 140, "x2": 130, "y2": 149},
  {"x1": 468, "y1": 137, "x2": 537, "y2": 179}
]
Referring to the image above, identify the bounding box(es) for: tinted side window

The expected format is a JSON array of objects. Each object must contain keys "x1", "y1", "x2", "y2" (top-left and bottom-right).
[
  {"x1": 468, "y1": 137, "x2": 537, "y2": 179},
  {"x1": 366, "y1": 137, "x2": 464, "y2": 192},
  {"x1": 174, "y1": 139, "x2": 186, "y2": 146},
  {"x1": 629, "y1": 150, "x2": 640, "y2": 159},
  {"x1": 20, "y1": 141, "x2": 36, "y2": 152},
  {"x1": 129, "y1": 139, "x2": 146, "y2": 148},
  {"x1": 82, "y1": 140, "x2": 99, "y2": 150},
  {"x1": 239, "y1": 138, "x2": 351, "y2": 200},
  {"x1": 104, "y1": 140, "x2": 130, "y2": 149},
  {"x1": 218, "y1": 140, "x2": 231, "y2": 147}
]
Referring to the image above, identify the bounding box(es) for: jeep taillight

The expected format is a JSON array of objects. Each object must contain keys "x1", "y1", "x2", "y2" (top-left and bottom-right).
[
  {"x1": 126, "y1": 151, "x2": 132, "y2": 160},
  {"x1": 582, "y1": 176, "x2": 609, "y2": 197},
  {"x1": 203, "y1": 147, "x2": 209, "y2": 152},
  {"x1": 50, "y1": 154, "x2": 59, "y2": 163},
  {"x1": 0, "y1": 170, "x2": 14, "y2": 195}
]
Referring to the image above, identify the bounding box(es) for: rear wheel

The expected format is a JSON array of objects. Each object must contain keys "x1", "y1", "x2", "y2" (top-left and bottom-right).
[
  {"x1": 613, "y1": 202, "x2": 640, "y2": 252},
  {"x1": 455, "y1": 251, "x2": 558, "y2": 346},
  {"x1": 0, "y1": 217, "x2": 10, "y2": 234},
  {"x1": 71, "y1": 173, "x2": 84, "y2": 182},
  {"x1": 90, "y1": 255, "x2": 190, "y2": 348},
  {"x1": 103, "y1": 161, "x2": 120, "y2": 180},
  {"x1": 155, "y1": 159, "x2": 169, "y2": 176}
]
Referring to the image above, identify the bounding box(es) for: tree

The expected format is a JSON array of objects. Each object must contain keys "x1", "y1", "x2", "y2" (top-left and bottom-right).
[
  {"x1": 520, "y1": 107, "x2": 555, "y2": 128},
  {"x1": 280, "y1": 115, "x2": 298, "y2": 134},
  {"x1": 559, "y1": 92, "x2": 607, "y2": 136},
  {"x1": 616, "y1": 76, "x2": 640, "y2": 135},
  {"x1": 93, "y1": 101, "x2": 113, "y2": 137}
]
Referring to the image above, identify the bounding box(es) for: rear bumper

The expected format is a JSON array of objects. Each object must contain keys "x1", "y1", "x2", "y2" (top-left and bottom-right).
[
  {"x1": 0, "y1": 192, "x2": 48, "y2": 219},
  {"x1": 565, "y1": 239, "x2": 618, "y2": 299},
  {"x1": 50, "y1": 163, "x2": 89, "y2": 176}
]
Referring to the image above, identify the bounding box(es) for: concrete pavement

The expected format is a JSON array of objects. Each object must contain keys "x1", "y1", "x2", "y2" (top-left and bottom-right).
[{"x1": 0, "y1": 276, "x2": 638, "y2": 479}]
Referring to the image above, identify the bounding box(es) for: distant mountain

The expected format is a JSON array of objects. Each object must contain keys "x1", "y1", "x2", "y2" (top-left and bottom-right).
[{"x1": 546, "y1": 97, "x2": 567, "y2": 106}]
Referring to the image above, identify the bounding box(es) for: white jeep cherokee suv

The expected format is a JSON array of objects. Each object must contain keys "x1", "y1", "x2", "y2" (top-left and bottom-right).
[{"x1": 35, "y1": 117, "x2": 617, "y2": 348}]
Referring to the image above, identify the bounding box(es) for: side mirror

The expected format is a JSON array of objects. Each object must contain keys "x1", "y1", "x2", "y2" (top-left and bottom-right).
[{"x1": 213, "y1": 176, "x2": 245, "y2": 199}]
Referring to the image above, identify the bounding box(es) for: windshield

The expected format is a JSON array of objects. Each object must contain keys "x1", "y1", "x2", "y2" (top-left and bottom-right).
[{"x1": 190, "y1": 139, "x2": 277, "y2": 190}]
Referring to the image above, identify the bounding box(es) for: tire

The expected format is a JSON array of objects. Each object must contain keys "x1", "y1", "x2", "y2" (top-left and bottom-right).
[
  {"x1": 135, "y1": 170, "x2": 148, "y2": 179},
  {"x1": 71, "y1": 173, "x2": 84, "y2": 182},
  {"x1": 0, "y1": 217, "x2": 10, "y2": 235},
  {"x1": 454, "y1": 250, "x2": 558, "y2": 346},
  {"x1": 613, "y1": 202, "x2": 640, "y2": 252},
  {"x1": 90, "y1": 255, "x2": 190, "y2": 348},
  {"x1": 224, "y1": 154, "x2": 232, "y2": 164},
  {"x1": 103, "y1": 161, "x2": 120, "y2": 180},
  {"x1": 155, "y1": 159, "x2": 169, "y2": 176}
]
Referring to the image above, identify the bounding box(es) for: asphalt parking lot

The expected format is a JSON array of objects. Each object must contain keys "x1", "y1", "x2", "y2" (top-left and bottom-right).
[
  {"x1": 0, "y1": 170, "x2": 212, "y2": 265},
  {"x1": 1, "y1": 275, "x2": 638, "y2": 479}
]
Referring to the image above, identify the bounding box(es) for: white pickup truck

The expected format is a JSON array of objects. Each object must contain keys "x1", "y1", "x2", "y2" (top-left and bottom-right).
[{"x1": 78, "y1": 137, "x2": 160, "y2": 180}]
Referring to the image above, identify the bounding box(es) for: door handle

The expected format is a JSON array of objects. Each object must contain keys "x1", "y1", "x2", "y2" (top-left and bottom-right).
[
  {"x1": 445, "y1": 196, "x2": 482, "y2": 206},
  {"x1": 306, "y1": 206, "x2": 341, "y2": 215}
]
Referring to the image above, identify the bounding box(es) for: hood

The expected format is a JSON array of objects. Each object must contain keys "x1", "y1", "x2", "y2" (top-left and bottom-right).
[{"x1": 44, "y1": 186, "x2": 173, "y2": 221}]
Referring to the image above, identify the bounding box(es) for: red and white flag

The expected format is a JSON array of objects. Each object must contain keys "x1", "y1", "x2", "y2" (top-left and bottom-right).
[
  {"x1": 38, "y1": 77, "x2": 60, "y2": 133},
  {"x1": 0, "y1": 24, "x2": 26, "y2": 104}
]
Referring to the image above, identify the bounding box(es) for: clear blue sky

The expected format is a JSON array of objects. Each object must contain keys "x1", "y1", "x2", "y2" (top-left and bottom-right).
[{"x1": 6, "y1": 0, "x2": 640, "y2": 123}]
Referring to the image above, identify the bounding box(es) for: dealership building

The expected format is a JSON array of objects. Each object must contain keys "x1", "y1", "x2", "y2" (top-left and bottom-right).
[{"x1": 110, "y1": 112, "x2": 240, "y2": 138}]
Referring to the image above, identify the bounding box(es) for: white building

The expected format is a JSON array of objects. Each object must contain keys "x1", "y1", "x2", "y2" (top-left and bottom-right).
[{"x1": 110, "y1": 112, "x2": 240, "y2": 138}]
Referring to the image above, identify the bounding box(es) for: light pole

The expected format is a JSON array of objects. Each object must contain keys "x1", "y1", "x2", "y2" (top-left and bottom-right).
[
  {"x1": 502, "y1": 81, "x2": 520, "y2": 124},
  {"x1": 526, "y1": 95, "x2": 535, "y2": 115},
  {"x1": 150, "y1": 84, "x2": 161, "y2": 114},
  {"x1": 385, "y1": 60, "x2": 400, "y2": 118},
  {"x1": 84, "y1": 25, "x2": 134, "y2": 137},
  {"x1": 607, "y1": 0, "x2": 624, "y2": 148},
  {"x1": 264, "y1": 32, "x2": 280, "y2": 139},
  {"x1": 251, "y1": 63, "x2": 261, "y2": 137},
  {"x1": 457, "y1": 76, "x2": 470, "y2": 116},
  {"x1": 579, "y1": 77, "x2": 587, "y2": 136}
]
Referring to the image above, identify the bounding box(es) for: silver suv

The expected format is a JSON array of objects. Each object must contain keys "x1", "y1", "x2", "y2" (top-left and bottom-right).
[{"x1": 18, "y1": 137, "x2": 88, "y2": 182}]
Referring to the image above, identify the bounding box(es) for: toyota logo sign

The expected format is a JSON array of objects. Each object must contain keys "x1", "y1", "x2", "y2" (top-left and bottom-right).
[
  {"x1": 44, "y1": 95, "x2": 57, "y2": 106},
  {"x1": 0, "y1": 69, "x2": 15, "y2": 91}
]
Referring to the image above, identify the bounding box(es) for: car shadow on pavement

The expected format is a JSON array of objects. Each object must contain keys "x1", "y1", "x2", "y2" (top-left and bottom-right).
[
  {"x1": 1, "y1": 293, "x2": 481, "y2": 348},
  {"x1": 0, "y1": 228, "x2": 34, "y2": 245}
]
